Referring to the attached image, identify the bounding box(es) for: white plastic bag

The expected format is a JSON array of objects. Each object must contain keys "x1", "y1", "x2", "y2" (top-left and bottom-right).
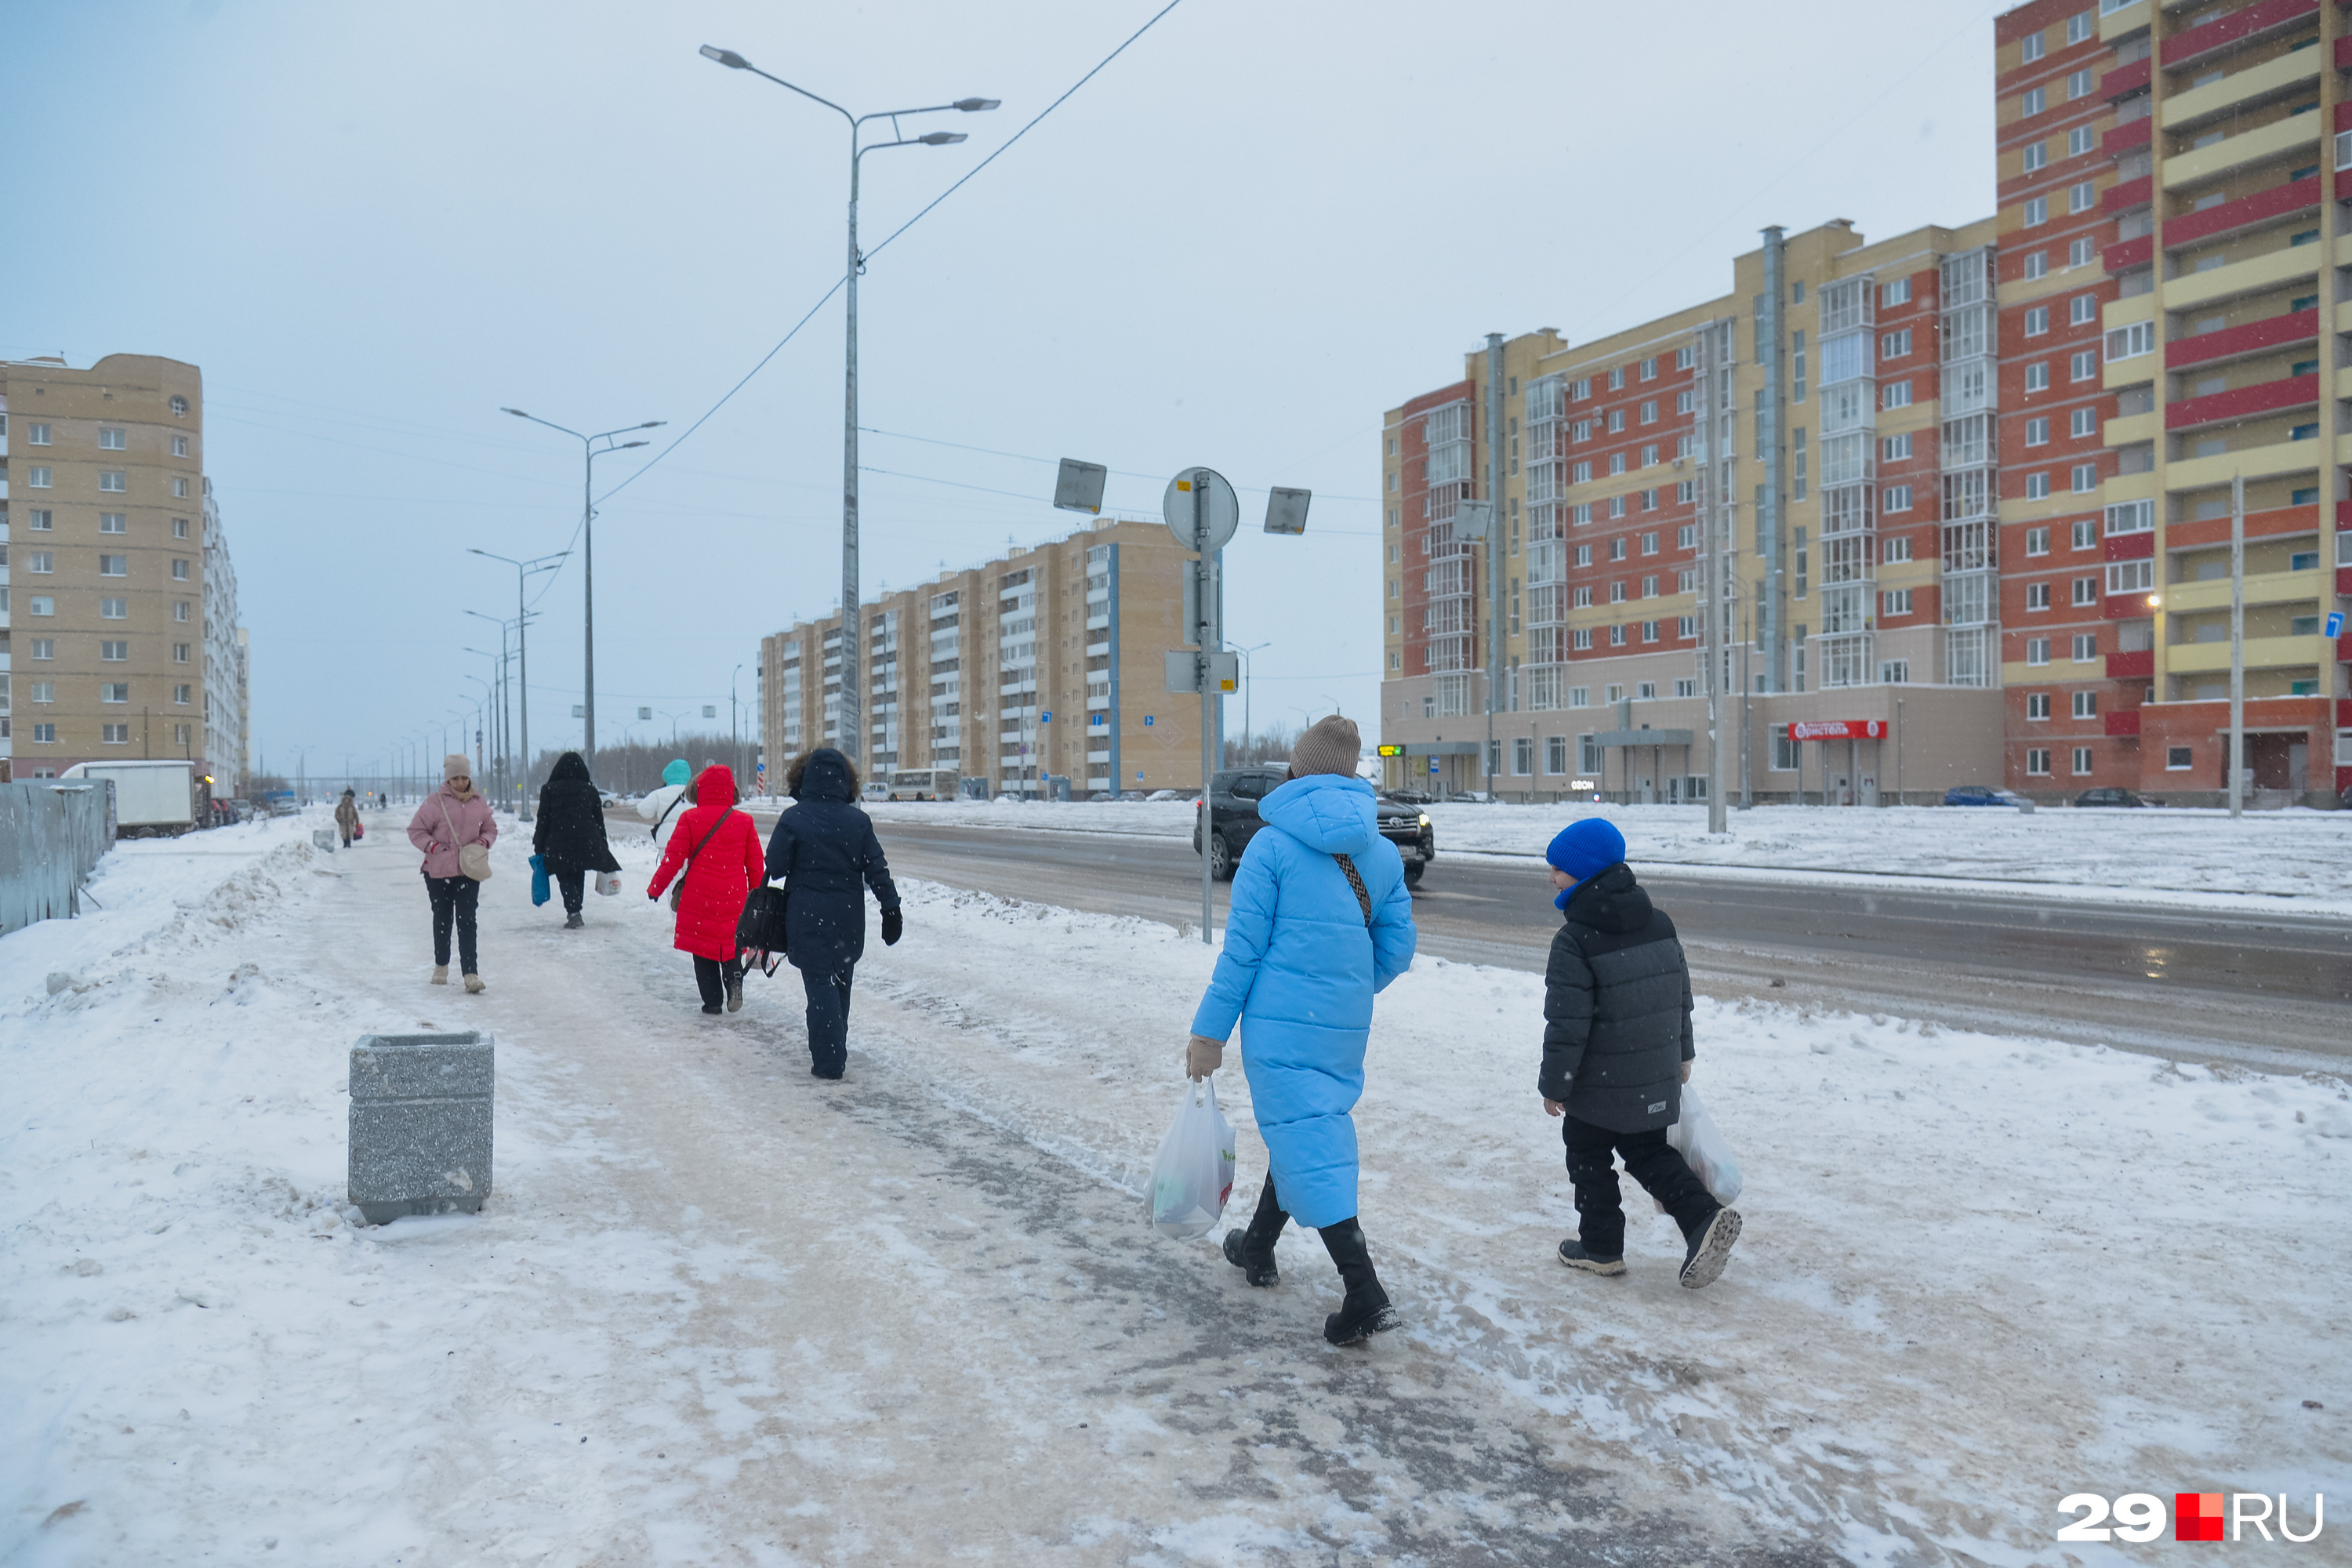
[
  {"x1": 594, "y1": 872, "x2": 622, "y2": 898},
  {"x1": 1663, "y1": 1084, "x2": 1744, "y2": 1206},
  {"x1": 1146, "y1": 1077, "x2": 1236, "y2": 1239}
]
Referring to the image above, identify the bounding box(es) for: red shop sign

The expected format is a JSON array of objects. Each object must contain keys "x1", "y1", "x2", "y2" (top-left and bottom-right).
[{"x1": 1789, "y1": 719, "x2": 1886, "y2": 742}]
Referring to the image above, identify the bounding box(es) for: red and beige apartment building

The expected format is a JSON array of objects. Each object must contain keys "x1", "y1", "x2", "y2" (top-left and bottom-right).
[{"x1": 1378, "y1": 0, "x2": 2350, "y2": 805}]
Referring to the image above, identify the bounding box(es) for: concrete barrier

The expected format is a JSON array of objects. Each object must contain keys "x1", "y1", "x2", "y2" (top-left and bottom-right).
[
  {"x1": 0, "y1": 780, "x2": 115, "y2": 936},
  {"x1": 347, "y1": 1031, "x2": 495, "y2": 1224}
]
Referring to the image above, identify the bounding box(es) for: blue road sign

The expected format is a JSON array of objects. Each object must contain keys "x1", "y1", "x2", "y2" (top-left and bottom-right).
[
  {"x1": 1040, "y1": 711, "x2": 1052, "y2": 724},
  {"x1": 1144, "y1": 715, "x2": 1155, "y2": 726},
  {"x1": 2328, "y1": 612, "x2": 2344, "y2": 638}
]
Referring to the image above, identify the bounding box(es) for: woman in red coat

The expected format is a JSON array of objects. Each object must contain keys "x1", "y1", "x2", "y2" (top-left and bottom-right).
[{"x1": 644, "y1": 764, "x2": 766, "y2": 1015}]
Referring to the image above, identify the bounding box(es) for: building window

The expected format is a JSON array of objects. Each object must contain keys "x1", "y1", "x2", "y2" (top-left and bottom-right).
[
  {"x1": 27, "y1": 423, "x2": 51, "y2": 445},
  {"x1": 102, "y1": 598, "x2": 127, "y2": 619},
  {"x1": 29, "y1": 597, "x2": 55, "y2": 617},
  {"x1": 27, "y1": 466, "x2": 52, "y2": 488},
  {"x1": 2024, "y1": 250, "x2": 2048, "y2": 281},
  {"x1": 174, "y1": 684, "x2": 192, "y2": 705},
  {"x1": 1512, "y1": 737, "x2": 1534, "y2": 775},
  {"x1": 2024, "y1": 141, "x2": 2047, "y2": 172},
  {"x1": 27, "y1": 509, "x2": 53, "y2": 531},
  {"x1": 1676, "y1": 616, "x2": 1698, "y2": 640},
  {"x1": 2068, "y1": 180, "x2": 2096, "y2": 213},
  {"x1": 2027, "y1": 582, "x2": 2051, "y2": 611},
  {"x1": 2025, "y1": 362, "x2": 2049, "y2": 394},
  {"x1": 2066, "y1": 68, "x2": 2092, "y2": 100},
  {"x1": 2071, "y1": 350, "x2": 2098, "y2": 382},
  {"x1": 100, "y1": 471, "x2": 126, "y2": 492},
  {"x1": 31, "y1": 723, "x2": 56, "y2": 744},
  {"x1": 2071, "y1": 690, "x2": 2098, "y2": 719},
  {"x1": 2071, "y1": 518, "x2": 2096, "y2": 549},
  {"x1": 2023, "y1": 86, "x2": 2045, "y2": 117},
  {"x1": 2024, "y1": 195, "x2": 2048, "y2": 226},
  {"x1": 2025, "y1": 307, "x2": 2049, "y2": 337},
  {"x1": 1882, "y1": 432, "x2": 1912, "y2": 462},
  {"x1": 1607, "y1": 368, "x2": 1624, "y2": 391},
  {"x1": 101, "y1": 513, "x2": 126, "y2": 534},
  {"x1": 1883, "y1": 484, "x2": 1912, "y2": 512},
  {"x1": 175, "y1": 601, "x2": 191, "y2": 622},
  {"x1": 2070, "y1": 746, "x2": 2093, "y2": 776},
  {"x1": 1609, "y1": 625, "x2": 1627, "y2": 647},
  {"x1": 99, "y1": 427, "x2": 127, "y2": 450},
  {"x1": 2027, "y1": 747, "x2": 2051, "y2": 776},
  {"x1": 1880, "y1": 328, "x2": 1911, "y2": 361},
  {"x1": 174, "y1": 642, "x2": 191, "y2": 662},
  {"x1": 2026, "y1": 417, "x2": 2049, "y2": 447},
  {"x1": 2072, "y1": 632, "x2": 2098, "y2": 661},
  {"x1": 2068, "y1": 235, "x2": 2094, "y2": 267},
  {"x1": 1572, "y1": 629, "x2": 1592, "y2": 650},
  {"x1": 2026, "y1": 473, "x2": 2050, "y2": 500},
  {"x1": 2027, "y1": 637, "x2": 2050, "y2": 666},
  {"x1": 31, "y1": 640, "x2": 53, "y2": 659},
  {"x1": 2069, "y1": 295, "x2": 2096, "y2": 326},
  {"x1": 171, "y1": 395, "x2": 189, "y2": 416},
  {"x1": 1771, "y1": 724, "x2": 1797, "y2": 771},
  {"x1": 172, "y1": 434, "x2": 190, "y2": 457},
  {"x1": 2103, "y1": 321, "x2": 2154, "y2": 361},
  {"x1": 172, "y1": 559, "x2": 191, "y2": 581},
  {"x1": 1883, "y1": 535, "x2": 1913, "y2": 562},
  {"x1": 100, "y1": 641, "x2": 127, "y2": 661},
  {"x1": 27, "y1": 551, "x2": 53, "y2": 574},
  {"x1": 2106, "y1": 558, "x2": 2154, "y2": 595},
  {"x1": 1882, "y1": 277, "x2": 1911, "y2": 308},
  {"x1": 101, "y1": 683, "x2": 130, "y2": 704},
  {"x1": 2027, "y1": 693, "x2": 2051, "y2": 720},
  {"x1": 2071, "y1": 463, "x2": 2097, "y2": 493},
  {"x1": 2069, "y1": 576, "x2": 2096, "y2": 606},
  {"x1": 2167, "y1": 746, "x2": 2193, "y2": 770},
  {"x1": 2070, "y1": 408, "x2": 2096, "y2": 439},
  {"x1": 1882, "y1": 588, "x2": 1913, "y2": 617},
  {"x1": 1882, "y1": 380, "x2": 1911, "y2": 409},
  {"x1": 2027, "y1": 526, "x2": 2053, "y2": 555},
  {"x1": 172, "y1": 477, "x2": 190, "y2": 499},
  {"x1": 173, "y1": 516, "x2": 191, "y2": 539},
  {"x1": 100, "y1": 554, "x2": 127, "y2": 576},
  {"x1": 103, "y1": 724, "x2": 130, "y2": 746}
]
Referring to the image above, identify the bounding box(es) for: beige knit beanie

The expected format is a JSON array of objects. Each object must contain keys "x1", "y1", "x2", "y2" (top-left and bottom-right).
[
  {"x1": 444, "y1": 753, "x2": 471, "y2": 781},
  {"x1": 1288, "y1": 715, "x2": 1361, "y2": 779}
]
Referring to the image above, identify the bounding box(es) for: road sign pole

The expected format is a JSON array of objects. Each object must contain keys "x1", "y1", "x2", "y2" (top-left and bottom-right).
[{"x1": 1196, "y1": 481, "x2": 1214, "y2": 946}]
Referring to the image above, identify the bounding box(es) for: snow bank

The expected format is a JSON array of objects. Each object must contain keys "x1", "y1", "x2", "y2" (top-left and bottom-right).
[{"x1": 833, "y1": 796, "x2": 2352, "y2": 906}]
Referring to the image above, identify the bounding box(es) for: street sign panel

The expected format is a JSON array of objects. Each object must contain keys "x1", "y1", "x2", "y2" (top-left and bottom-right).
[
  {"x1": 1163, "y1": 467, "x2": 1240, "y2": 554},
  {"x1": 1454, "y1": 500, "x2": 1494, "y2": 543},
  {"x1": 1040, "y1": 710, "x2": 1052, "y2": 724},
  {"x1": 2328, "y1": 611, "x2": 2344, "y2": 638},
  {"x1": 1054, "y1": 458, "x2": 1107, "y2": 515},
  {"x1": 1264, "y1": 486, "x2": 1312, "y2": 535},
  {"x1": 1376, "y1": 744, "x2": 1404, "y2": 757},
  {"x1": 1789, "y1": 719, "x2": 1886, "y2": 742},
  {"x1": 1164, "y1": 651, "x2": 1239, "y2": 694}
]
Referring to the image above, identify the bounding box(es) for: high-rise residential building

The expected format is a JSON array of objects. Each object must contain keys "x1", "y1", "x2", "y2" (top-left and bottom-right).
[
  {"x1": 1999, "y1": 0, "x2": 2349, "y2": 804},
  {"x1": 1381, "y1": 218, "x2": 2006, "y2": 803},
  {"x1": 759, "y1": 517, "x2": 1203, "y2": 797},
  {"x1": 0, "y1": 354, "x2": 242, "y2": 787}
]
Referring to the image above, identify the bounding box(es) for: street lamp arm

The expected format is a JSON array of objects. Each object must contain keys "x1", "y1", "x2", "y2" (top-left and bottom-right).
[
  {"x1": 502, "y1": 408, "x2": 586, "y2": 443},
  {"x1": 728, "y1": 56, "x2": 855, "y2": 125}
]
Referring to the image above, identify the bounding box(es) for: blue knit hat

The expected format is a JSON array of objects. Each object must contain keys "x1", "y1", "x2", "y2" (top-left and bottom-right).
[
  {"x1": 1546, "y1": 818, "x2": 1626, "y2": 884},
  {"x1": 662, "y1": 758, "x2": 691, "y2": 788}
]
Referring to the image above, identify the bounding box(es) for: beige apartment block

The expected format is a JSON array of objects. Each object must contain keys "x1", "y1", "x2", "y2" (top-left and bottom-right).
[
  {"x1": 1382, "y1": 217, "x2": 2008, "y2": 804},
  {"x1": 759, "y1": 517, "x2": 1204, "y2": 797},
  {"x1": 1, "y1": 354, "x2": 241, "y2": 789}
]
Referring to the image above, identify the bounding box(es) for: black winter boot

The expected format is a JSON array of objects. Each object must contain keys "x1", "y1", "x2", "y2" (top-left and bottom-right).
[
  {"x1": 1221, "y1": 1179, "x2": 1287, "y2": 1287},
  {"x1": 1318, "y1": 1218, "x2": 1399, "y2": 1346}
]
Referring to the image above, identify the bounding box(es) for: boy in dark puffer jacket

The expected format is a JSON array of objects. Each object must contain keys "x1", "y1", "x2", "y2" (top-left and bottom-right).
[{"x1": 1539, "y1": 818, "x2": 1741, "y2": 1290}]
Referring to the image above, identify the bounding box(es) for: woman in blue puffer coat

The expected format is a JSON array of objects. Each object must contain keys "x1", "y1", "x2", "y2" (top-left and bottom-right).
[{"x1": 1186, "y1": 715, "x2": 1417, "y2": 1345}]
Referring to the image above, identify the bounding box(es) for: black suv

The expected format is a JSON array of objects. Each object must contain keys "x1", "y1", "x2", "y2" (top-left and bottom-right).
[
  {"x1": 1193, "y1": 767, "x2": 1436, "y2": 884},
  {"x1": 2074, "y1": 786, "x2": 2151, "y2": 808}
]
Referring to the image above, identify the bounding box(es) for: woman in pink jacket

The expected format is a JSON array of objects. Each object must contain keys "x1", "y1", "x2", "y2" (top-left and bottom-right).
[{"x1": 407, "y1": 753, "x2": 498, "y2": 992}]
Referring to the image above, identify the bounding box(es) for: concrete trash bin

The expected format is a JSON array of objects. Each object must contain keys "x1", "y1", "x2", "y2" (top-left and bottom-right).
[{"x1": 348, "y1": 1031, "x2": 495, "y2": 1224}]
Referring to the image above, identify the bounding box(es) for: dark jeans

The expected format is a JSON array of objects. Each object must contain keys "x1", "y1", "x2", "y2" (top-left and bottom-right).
[
  {"x1": 425, "y1": 874, "x2": 481, "y2": 973},
  {"x1": 1563, "y1": 1113, "x2": 1719, "y2": 1260},
  {"x1": 694, "y1": 954, "x2": 745, "y2": 1011},
  {"x1": 554, "y1": 869, "x2": 585, "y2": 915},
  {"x1": 800, "y1": 964, "x2": 855, "y2": 1076}
]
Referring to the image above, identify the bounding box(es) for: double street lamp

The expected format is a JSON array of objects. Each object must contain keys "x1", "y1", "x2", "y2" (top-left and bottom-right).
[
  {"x1": 699, "y1": 42, "x2": 996, "y2": 765},
  {"x1": 467, "y1": 548, "x2": 566, "y2": 818},
  {"x1": 499, "y1": 414, "x2": 662, "y2": 768}
]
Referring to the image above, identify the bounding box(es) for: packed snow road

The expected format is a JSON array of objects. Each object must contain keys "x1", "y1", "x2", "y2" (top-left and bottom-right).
[
  {"x1": 840, "y1": 816, "x2": 2352, "y2": 1074},
  {"x1": 5, "y1": 810, "x2": 2347, "y2": 1566}
]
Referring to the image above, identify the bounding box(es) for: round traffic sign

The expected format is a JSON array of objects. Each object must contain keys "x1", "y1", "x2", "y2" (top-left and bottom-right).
[{"x1": 1163, "y1": 467, "x2": 1240, "y2": 554}]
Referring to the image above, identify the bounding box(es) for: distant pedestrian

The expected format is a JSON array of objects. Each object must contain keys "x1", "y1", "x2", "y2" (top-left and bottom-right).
[
  {"x1": 407, "y1": 755, "x2": 496, "y2": 993},
  {"x1": 1538, "y1": 818, "x2": 1740, "y2": 1289},
  {"x1": 639, "y1": 758, "x2": 694, "y2": 850},
  {"x1": 764, "y1": 748, "x2": 902, "y2": 1079},
  {"x1": 333, "y1": 788, "x2": 360, "y2": 849},
  {"x1": 1190, "y1": 715, "x2": 1417, "y2": 1347},
  {"x1": 645, "y1": 764, "x2": 765, "y2": 1016},
  {"x1": 532, "y1": 751, "x2": 620, "y2": 928}
]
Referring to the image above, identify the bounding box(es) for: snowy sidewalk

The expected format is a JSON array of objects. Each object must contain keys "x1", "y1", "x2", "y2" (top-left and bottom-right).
[{"x1": 3, "y1": 811, "x2": 2347, "y2": 1565}]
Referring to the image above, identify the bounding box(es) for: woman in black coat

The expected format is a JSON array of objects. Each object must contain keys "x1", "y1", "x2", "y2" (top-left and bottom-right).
[
  {"x1": 764, "y1": 748, "x2": 902, "y2": 1079},
  {"x1": 532, "y1": 751, "x2": 621, "y2": 927}
]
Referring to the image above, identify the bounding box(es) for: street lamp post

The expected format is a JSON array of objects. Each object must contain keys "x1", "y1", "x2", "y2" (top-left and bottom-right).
[
  {"x1": 1230, "y1": 641, "x2": 1269, "y2": 762},
  {"x1": 700, "y1": 42, "x2": 996, "y2": 768},
  {"x1": 469, "y1": 550, "x2": 566, "y2": 818},
  {"x1": 499, "y1": 416, "x2": 661, "y2": 769},
  {"x1": 731, "y1": 662, "x2": 746, "y2": 791}
]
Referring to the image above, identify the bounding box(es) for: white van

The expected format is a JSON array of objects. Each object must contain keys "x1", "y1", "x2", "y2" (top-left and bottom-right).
[{"x1": 60, "y1": 759, "x2": 199, "y2": 837}]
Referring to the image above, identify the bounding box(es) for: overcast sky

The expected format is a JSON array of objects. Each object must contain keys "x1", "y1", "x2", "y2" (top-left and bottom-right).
[{"x1": 5, "y1": 0, "x2": 2001, "y2": 785}]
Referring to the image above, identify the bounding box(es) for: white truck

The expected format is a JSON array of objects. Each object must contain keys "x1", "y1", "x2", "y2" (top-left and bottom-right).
[{"x1": 60, "y1": 760, "x2": 200, "y2": 837}]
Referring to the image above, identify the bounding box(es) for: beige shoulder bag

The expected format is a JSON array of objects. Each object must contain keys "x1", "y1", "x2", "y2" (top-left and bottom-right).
[{"x1": 438, "y1": 797, "x2": 493, "y2": 882}]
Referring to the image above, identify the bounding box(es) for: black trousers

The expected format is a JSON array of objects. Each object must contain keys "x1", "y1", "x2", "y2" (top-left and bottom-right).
[
  {"x1": 553, "y1": 869, "x2": 585, "y2": 915},
  {"x1": 425, "y1": 874, "x2": 480, "y2": 973},
  {"x1": 800, "y1": 964, "x2": 855, "y2": 1075},
  {"x1": 693, "y1": 954, "x2": 745, "y2": 1011},
  {"x1": 1563, "y1": 1113, "x2": 1719, "y2": 1260}
]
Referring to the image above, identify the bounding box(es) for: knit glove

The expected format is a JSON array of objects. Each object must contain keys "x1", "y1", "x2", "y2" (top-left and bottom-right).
[
  {"x1": 881, "y1": 908, "x2": 903, "y2": 946},
  {"x1": 1680, "y1": 1059, "x2": 1693, "y2": 1083},
  {"x1": 1185, "y1": 1033, "x2": 1224, "y2": 1081}
]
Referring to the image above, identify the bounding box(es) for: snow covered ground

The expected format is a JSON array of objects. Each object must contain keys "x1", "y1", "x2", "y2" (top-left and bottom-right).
[
  {"x1": 4, "y1": 810, "x2": 2347, "y2": 1564},
  {"x1": 818, "y1": 797, "x2": 2352, "y2": 909}
]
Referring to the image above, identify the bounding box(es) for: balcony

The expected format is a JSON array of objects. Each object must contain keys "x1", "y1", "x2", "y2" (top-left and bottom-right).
[
  {"x1": 2164, "y1": 435, "x2": 2328, "y2": 492},
  {"x1": 2103, "y1": 56, "x2": 2151, "y2": 100},
  {"x1": 2105, "y1": 410, "x2": 2161, "y2": 447},
  {"x1": 2160, "y1": 114, "x2": 2323, "y2": 194},
  {"x1": 2103, "y1": 291, "x2": 2157, "y2": 333},
  {"x1": 2161, "y1": 0, "x2": 2318, "y2": 71},
  {"x1": 2107, "y1": 649, "x2": 2156, "y2": 681},
  {"x1": 2165, "y1": 307, "x2": 2318, "y2": 371},
  {"x1": 2103, "y1": 709, "x2": 2143, "y2": 736},
  {"x1": 2162, "y1": 633, "x2": 2330, "y2": 673},
  {"x1": 2103, "y1": 173, "x2": 2154, "y2": 215},
  {"x1": 2165, "y1": 372, "x2": 2318, "y2": 433},
  {"x1": 2104, "y1": 530, "x2": 2157, "y2": 562},
  {"x1": 2160, "y1": 42, "x2": 2321, "y2": 132},
  {"x1": 2161, "y1": 176, "x2": 2319, "y2": 252},
  {"x1": 2104, "y1": 118, "x2": 2154, "y2": 159},
  {"x1": 2159, "y1": 237, "x2": 2327, "y2": 314},
  {"x1": 2161, "y1": 567, "x2": 2329, "y2": 615},
  {"x1": 2104, "y1": 233, "x2": 2154, "y2": 272}
]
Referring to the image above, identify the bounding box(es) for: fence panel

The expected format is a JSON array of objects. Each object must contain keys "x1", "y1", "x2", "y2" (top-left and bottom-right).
[{"x1": 0, "y1": 781, "x2": 116, "y2": 936}]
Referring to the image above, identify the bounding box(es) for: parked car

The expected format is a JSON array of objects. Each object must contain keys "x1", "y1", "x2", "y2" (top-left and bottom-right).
[
  {"x1": 861, "y1": 782, "x2": 892, "y2": 804},
  {"x1": 1444, "y1": 789, "x2": 1497, "y2": 804},
  {"x1": 1195, "y1": 765, "x2": 1435, "y2": 884},
  {"x1": 1381, "y1": 789, "x2": 1438, "y2": 808},
  {"x1": 1944, "y1": 784, "x2": 2034, "y2": 809},
  {"x1": 2074, "y1": 787, "x2": 2151, "y2": 808},
  {"x1": 1145, "y1": 788, "x2": 1199, "y2": 803}
]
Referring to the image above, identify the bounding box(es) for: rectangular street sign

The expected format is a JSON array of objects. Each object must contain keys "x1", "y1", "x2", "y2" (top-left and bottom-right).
[
  {"x1": 1376, "y1": 744, "x2": 1403, "y2": 757},
  {"x1": 1164, "y1": 650, "x2": 1239, "y2": 694},
  {"x1": 1789, "y1": 719, "x2": 1886, "y2": 742}
]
